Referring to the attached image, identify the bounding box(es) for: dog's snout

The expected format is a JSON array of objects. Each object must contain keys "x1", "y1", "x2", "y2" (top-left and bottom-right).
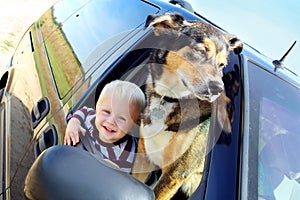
[{"x1": 208, "y1": 81, "x2": 224, "y2": 95}]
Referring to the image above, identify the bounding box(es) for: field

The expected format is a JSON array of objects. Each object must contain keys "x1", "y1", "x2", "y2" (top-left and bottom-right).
[{"x1": 0, "y1": 0, "x2": 58, "y2": 74}]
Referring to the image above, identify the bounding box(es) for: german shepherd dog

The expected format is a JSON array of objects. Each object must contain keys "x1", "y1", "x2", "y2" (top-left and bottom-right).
[{"x1": 132, "y1": 13, "x2": 243, "y2": 200}]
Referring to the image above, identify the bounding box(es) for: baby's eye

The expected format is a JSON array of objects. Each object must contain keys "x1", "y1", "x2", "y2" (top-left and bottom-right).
[
  {"x1": 116, "y1": 116, "x2": 127, "y2": 125},
  {"x1": 101, "y1": 109, "x2": 110, "y2": 116},
  {"x1": 117, "y1": 116, "x2": 126, "y2": 122}
]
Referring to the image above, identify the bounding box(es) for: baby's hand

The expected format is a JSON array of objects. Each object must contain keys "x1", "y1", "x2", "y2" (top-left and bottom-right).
[{"x1": 64, "y1": 118, "x2": 86, "y2": 146}]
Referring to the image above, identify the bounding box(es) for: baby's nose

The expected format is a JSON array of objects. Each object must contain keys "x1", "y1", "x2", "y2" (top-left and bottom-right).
[{"x1": 106, "y1": 116, "x2": 116, "y2": 124}]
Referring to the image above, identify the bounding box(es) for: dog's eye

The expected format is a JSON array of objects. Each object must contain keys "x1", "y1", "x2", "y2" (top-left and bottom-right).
[{"x1": 195, "y1": 44, "x2": 206, "y2": 54}]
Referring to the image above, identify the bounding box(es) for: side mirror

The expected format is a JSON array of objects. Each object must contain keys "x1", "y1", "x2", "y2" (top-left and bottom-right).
[{"x1": 24, "y1": 145, "x2": 155, "y2": 200}]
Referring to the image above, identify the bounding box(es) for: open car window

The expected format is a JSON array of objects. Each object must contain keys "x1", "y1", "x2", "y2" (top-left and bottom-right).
[{"x1": 68, "y1": 49, "x2": 244, "y2": 200}]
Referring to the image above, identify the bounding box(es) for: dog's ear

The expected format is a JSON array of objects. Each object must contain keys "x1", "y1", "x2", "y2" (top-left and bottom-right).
[
  {"x1": 145, "y1": 13, "x2": 184, "y2": 36},
  {"x1": 223, "y1": 34, "x2": 243, "y2": 55},
  {"x1": 203, "y1": 38, "x2": 217, "y2": 60},
  {"x1": 215, "y1": 91, "x2": 232, "y2": 134}
]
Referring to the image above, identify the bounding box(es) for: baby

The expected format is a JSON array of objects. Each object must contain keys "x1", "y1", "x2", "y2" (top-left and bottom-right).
[{"x1": 64, "y1": 80, "x2": 145, "y2": 173}]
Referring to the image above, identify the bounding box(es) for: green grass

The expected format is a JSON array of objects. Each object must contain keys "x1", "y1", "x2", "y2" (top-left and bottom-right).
[
  {"x1": 44, "y1": 39, "x2": 71, "y2": 99},
  {"x1": 3, "y1": 40, "x2": 14, "y2": 48},
  {"x1": 0, "y1": 39, "x2": 14, "y2": 51},
  {"x1": 31, "y1": 26, "x2": 49, "y2": 97}
]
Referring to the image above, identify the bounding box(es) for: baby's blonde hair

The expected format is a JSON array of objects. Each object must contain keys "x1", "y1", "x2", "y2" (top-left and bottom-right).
[{"x1": 98, "y1": 80, "x2": 145, "y2": 111}]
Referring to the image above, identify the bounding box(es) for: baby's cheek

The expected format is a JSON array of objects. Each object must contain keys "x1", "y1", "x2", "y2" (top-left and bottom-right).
[{"x1": 94, "y1": 116, "x2": 102, "y2": 129}]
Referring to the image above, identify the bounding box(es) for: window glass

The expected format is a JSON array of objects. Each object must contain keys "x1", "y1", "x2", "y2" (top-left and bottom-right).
[
  {"x1": 246, "y1": 61, "x2": 300, "y2": 199},
  {"x1": 39, "y1": 0, "x2": 158, "y2": 99}
]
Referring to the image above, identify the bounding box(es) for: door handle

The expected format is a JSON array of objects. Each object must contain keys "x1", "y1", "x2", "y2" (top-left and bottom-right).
[
  {"x1": 35, "y1": 124, "x2": 58, "y2": 157},
  {"x1": 31, "y1": 97, "x2": 50, "y2": 129}
]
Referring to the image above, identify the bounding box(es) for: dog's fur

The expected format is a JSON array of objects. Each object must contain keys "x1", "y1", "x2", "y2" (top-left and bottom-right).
[{"x1": 132, "y1": 13, "x2": 243, "y2": 200}]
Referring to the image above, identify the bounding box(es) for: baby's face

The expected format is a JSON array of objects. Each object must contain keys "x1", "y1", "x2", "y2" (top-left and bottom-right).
[{"x1": 94, "y1": 91, "x2": 141, "y2": 143}]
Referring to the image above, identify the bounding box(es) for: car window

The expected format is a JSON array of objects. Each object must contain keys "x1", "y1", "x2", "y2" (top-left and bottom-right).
[
  {"x1": 38, "y1": 0, "x2": 158, "y2": 100},
  {"x1": 242, "y1": 61, "x2": 300, "y2": 199}
]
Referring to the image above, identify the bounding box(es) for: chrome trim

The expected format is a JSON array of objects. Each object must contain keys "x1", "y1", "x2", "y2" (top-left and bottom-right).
[
  {"x1": 240, "y1": 54, "x2": 250, "y2": 200},
  {"x1": 0, "y1": 103, "x2": 6, "y2": 199},
  {"x1": 4, "y1": 92, "x2": 11, "y2": 199}
]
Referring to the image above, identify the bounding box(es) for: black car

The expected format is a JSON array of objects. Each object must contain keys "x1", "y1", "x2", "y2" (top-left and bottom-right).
[{"x1": 1, "y1": 0, "x2": 300, "y2": 199}]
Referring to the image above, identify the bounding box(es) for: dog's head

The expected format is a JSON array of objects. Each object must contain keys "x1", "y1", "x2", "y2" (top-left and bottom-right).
[{"x1": 145, "y1": 13, "x2": 243, "y2": 102}]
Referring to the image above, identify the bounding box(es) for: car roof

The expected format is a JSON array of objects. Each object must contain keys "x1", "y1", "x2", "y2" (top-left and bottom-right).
[{"x1": 242, "y1": 43, "x2": 300, "y2": 89}]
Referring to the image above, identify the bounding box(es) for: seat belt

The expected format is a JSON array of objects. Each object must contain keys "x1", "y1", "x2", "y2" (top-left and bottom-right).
[{"x1": 76, "y1": 129, "x2": 94, "y2": 154}]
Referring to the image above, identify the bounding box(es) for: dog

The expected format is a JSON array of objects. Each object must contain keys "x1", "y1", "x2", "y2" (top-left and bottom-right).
[{"x1": 132, "y1": 13, "x2": 243, "y2": 200}]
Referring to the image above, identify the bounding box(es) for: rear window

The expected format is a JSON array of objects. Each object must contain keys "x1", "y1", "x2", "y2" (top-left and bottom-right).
[{"x1": 242, "y1": 61, "x2": 300, "y2": 199}]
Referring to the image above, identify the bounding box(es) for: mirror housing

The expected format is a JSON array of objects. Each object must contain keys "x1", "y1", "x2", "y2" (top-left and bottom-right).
[{"x1": 24, "y1": 145, "x2": 155, "y2": 200}]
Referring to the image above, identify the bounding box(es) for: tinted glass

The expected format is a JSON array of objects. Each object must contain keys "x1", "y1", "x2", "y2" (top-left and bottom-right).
[
  {"x1": 246, "y1": 61, "x2": 300, "y2": 199},
  {"x1": 40, "y1": 0, "x2": 158, "y2": 99}
]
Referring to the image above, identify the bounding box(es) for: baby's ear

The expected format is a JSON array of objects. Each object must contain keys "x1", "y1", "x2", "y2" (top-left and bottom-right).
[
  {"x1": 144, "y1": 13, "x2": 184, "y2": 36},
  {"x1": 136, "y1": 117, "x2": 142, "y2": 126}
]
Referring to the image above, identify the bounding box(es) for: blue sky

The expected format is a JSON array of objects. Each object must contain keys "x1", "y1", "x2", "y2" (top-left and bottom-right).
[{"x1": 184, "y1": 0, "x2": 300, "y2": 76}]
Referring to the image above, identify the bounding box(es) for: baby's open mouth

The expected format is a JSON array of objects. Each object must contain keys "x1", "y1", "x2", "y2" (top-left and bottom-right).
[{"x1": 103, "y1": 125, "x2": 116, "y2": 134}]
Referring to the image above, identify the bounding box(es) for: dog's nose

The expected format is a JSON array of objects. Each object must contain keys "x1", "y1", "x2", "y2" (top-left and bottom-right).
[{"x1": 208, "y1": 81, "x2": 224, "y2": 95}]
